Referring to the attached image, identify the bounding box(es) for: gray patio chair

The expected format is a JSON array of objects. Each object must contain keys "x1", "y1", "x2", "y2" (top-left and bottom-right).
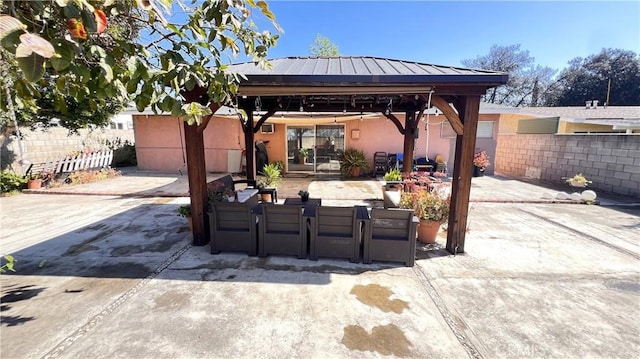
[
  {"x1": 309, "y1": 206, "x2": 360, "y2": 263},
  {"x1": 258, "y1": 204, "x2": 306, "y2": 259},
  {"x1": 363, "y1": 208, "x2": 417, "y2": 267},
  {"x1": 209, "y1": 196, "x2": 260, "y2": 256}
]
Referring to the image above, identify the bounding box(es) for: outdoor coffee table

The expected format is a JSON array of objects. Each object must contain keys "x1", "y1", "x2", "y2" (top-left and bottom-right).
[{"x1": 283, "y1": 198, "x2": 322, "y2": 207}]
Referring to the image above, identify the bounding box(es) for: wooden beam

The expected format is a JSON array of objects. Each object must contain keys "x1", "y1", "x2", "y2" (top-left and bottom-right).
[
  {"x1": 383, "y1": 113, "x2": 406, "y2": 135},
  {"x1": 252, "y1": 108, "x2": 277, "y2": 133},
  {"x1": 431, "y1": 95, "x2": 464, "y2": 136},
  {"x1": 402, "y1": 111, "x2": 417, "y2": 173},
  {"x1": 445, "y1": 95, "x2": 481, "y2": 254}
]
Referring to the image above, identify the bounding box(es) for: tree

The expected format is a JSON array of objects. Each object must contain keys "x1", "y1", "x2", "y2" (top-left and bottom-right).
[
  {"x1": 461, "y1": 44, "x2": 556, "y2": 107},
  {"x1": 310, "y1": 34, "x2": 339, "y2": 57},
  {"x1": 0, "y1": 0, "x2": 280, "y2": 131},
  {"x1": 545, "y1": 48, "x2": 640, "y2": 106}
]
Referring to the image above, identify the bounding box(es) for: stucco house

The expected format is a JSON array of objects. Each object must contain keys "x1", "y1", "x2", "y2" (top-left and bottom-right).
[
  {"x1": 498, "y1": 104, "x2": 640, "y2": 135},
  {"x1": 132, "y1": 102, "x2": 509, "y2": 176}
]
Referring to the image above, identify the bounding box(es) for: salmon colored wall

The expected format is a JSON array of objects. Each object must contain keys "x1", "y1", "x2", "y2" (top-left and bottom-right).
[
  {"x1": 135, "y1": 115, "x2": 245, "y2": 172},
  {"x1": 134, "y1": 113, "x2": 501, "y2": 175},
  {"x1": 254, "y1": 123, "x2": 287, "y2": 167},
  {"x1": 134, "y1": 115, "x2": 186, "y2": 171},
  {"x1": 346, "y1": 115, "x2": 450, "y2": 166}
]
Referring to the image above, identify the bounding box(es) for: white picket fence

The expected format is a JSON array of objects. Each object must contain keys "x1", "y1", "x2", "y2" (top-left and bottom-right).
[{"x1": 30, "y1": 150, "x2": 114, "y2": 176}]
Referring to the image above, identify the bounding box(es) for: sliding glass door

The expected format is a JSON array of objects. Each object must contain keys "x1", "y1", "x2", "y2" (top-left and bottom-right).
[
  {"x1": 286, "y1": 124, "x2": 344, "y2": 174},
  {"x1": 287, "y1": 125, "x2": 315, "y2": 173},
  {"x1": 314, "y1": 124, "x2": 344, "y2": 173}
]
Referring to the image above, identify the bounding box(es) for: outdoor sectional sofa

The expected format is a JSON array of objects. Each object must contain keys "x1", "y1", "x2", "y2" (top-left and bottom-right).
[
  {"x1": 308, "y1": 206, "x2": 362, "y2": 263},
  {"x1": 363, "y1": 208, "x2": 418, "y2": 267},
  {"x1": 209, "y1": 195, "x2": 260, "y2": 256}
]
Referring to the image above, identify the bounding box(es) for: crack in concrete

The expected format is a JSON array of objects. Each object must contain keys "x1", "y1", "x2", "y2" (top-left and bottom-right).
[{"x1": 412, "y1": 266, "x2": 484, "y2": 359}]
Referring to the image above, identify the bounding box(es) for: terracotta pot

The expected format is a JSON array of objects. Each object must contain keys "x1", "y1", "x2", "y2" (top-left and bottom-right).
[
  {"x1": 27, "y1": 179, "x2": 42, "y2": 189},
  {"x1": 261, "y1": 193, "x2": 272, "y2": 202},
  {"x1": 417, "y1": 220, "x2": 441, "y2": 244},
  {"x1": 298, "y1": 157, "x2": 306, "y2": 164},
  {"x1": 350, "y1": 166, "x2": 361, "y2": 177}
]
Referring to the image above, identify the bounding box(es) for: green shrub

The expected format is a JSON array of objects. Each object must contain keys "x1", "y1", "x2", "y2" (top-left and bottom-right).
[
  {"x1": 383, "y1": 168, "x2": 402, "y2": 181},
  {"x1": 0, "y1": 171, "x2": 27, "y2": 194}
]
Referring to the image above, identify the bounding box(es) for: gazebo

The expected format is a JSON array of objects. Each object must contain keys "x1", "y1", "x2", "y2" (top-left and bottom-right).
[{"x1": 182, "y1": 56, "x2": 508, "y2": 255}]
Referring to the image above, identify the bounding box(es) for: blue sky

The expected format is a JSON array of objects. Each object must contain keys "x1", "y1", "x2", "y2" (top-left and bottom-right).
[{"x1": 245, "y1": 1, "x2": 639, "y2": 72}]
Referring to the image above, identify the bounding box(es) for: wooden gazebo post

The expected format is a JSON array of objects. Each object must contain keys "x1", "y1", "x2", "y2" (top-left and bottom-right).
[
  {"x1": 445, "y1": 95, "x2": 481, "y2": 254},
  {"x1": 181, "y1": 89, "x2": 220, "y2": 246},
  {"x1": 183, "y1": 115, "x2": 215, "y2": 246}
]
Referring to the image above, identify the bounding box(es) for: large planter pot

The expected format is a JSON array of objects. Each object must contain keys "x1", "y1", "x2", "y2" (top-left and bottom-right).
[
  {"x1": 473, "y1": 166, "x2": 485, "y2": 177},
  {"x1": 381, "y1": 181, "x2": 402, "y2": 197},
  {"x1": 27, "y1": 179, "x2": 42, "y2": 189},
  {"x1": 417, "y1": 220, "x2": 441, "y2": 244},
  {"x1": 298, "y1": 157, "x2": 306, "y2": 164},
  {"x1": 350, "y1": 166, "x2": 362, "y2": 177}
]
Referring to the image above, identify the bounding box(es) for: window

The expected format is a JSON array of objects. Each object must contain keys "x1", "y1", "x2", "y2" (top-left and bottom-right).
[
  {"x1": 260, "y1": 123, "x2": 274, "y2": 134},
  {"x1": 477, "y1": 121, "x2": 495, "y2": 138},
  {"x1": 441, "y1": 121, "x2": 495, "y2": 138}
]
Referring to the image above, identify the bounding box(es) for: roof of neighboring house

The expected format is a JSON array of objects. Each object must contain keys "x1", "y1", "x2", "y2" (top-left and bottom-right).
[
  {"x1": 514, "y1": 105, "x2": 640, "y2": 130},
  {"x1": 516, "y1": 106, "x2": 640, "y2": 120}
]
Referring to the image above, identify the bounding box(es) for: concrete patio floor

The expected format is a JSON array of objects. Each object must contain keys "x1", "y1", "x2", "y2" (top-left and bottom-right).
[{"x1": 1, "y1": 171, "x2": 638, "y2": 358}]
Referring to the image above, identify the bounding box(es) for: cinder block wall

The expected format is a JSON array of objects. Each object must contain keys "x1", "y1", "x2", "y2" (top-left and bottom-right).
[
  {"x1": 1, "y1": 128, "x2": 134, "y2": 173},
  {"x1": 496, "y1": 134, "x2": 640, "y2": 197}
]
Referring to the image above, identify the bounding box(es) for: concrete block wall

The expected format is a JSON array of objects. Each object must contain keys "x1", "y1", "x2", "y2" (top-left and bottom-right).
[
  {"x1": 1, "y1": 128, "x2": 134, "y2": 173},
  {"x1": 496, "y1": 134, "x2": 640, "y2": 198}
]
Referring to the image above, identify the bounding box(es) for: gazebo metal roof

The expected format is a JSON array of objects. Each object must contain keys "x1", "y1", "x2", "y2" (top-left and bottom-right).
[{"x1": 228, "y1": 56, "x2": 507, "y2": 84}]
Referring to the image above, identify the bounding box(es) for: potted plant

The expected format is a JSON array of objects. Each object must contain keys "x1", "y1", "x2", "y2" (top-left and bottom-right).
[
  {"x1": 473, "y1": 150, "x2": 490, "y2": 177},
  {"x1": 382, "y1": 168, "x2": 403, "y2": 195},
  {"x1": 258, "y1": 162, "x2": 281, "y2": 202},
  {"x1": 566, "y1": 173, "x2": 592, "y2": 188},
  {"x1": 177, "y1": 204, "x2": 192, "y2": 231},
  {"x1": 26, "y1": 172, "x2": 42, "y2": 189},
  {"x1": 298, "y1": 190, "x2": 309, "y2": 202},
  {"x1": 298, "y1": 148, "x2": 308, "y2": 164},
  {"x1": 398, "y1": 186, "x2": 450, "y2": 244},
  {"x1": 339, "y1": 148, "x2": 369, "y2": 177}
]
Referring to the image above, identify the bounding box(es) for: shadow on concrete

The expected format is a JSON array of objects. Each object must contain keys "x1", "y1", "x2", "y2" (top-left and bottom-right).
[
  {"x1": 0, "y1": 284, "x2": 45, "y2": 327},
  {"x1": 2, "y1": 201, "x2": 408, "y2": 286}
]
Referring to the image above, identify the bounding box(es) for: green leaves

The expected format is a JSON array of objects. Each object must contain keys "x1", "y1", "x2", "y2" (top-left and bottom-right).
[
  {"x1": 0, "y1": 254, "x2": 16, "y2": 273},
  {"x1": 4, "y1": 0, "x2": 281, "y2": 131},
  {"x1": 16, "y1": 53, "x2": 46, "y2": 82},
  {"x1": 181, "y1": 102, "x2": 213, "y2": 125},
  {"x1": 50, "y1": 39, "x2": 76, "y2": 71}
]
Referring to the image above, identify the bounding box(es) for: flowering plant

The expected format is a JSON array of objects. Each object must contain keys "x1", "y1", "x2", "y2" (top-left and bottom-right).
[
  {"x1": 402, "y1": 171, "x2": 437, "y2": 192},
  {"x1": 473, "y1": 151, "x2": 490, "y2": 170},
  {"x1": 566, "y1": 173, "x2": 592, "y2": 187},
  {"x1": 399, "y1": 187, "x2": 450, "y2": 222},
  {"x1": 207, "y1": 183, "x2": 236, "y2": 204}
]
